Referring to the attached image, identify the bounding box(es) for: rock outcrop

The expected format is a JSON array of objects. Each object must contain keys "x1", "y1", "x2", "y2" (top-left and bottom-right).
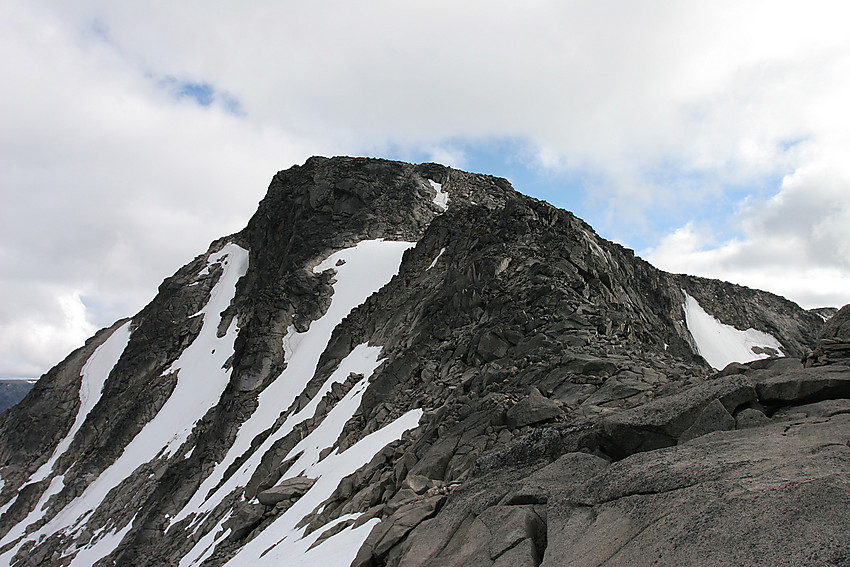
[
  {"x1": 0, "y1": 157, "x2": 839, "y2": 567},
  {"x1": 805, "y1": 304, "x2": 850, "y2": 367}
]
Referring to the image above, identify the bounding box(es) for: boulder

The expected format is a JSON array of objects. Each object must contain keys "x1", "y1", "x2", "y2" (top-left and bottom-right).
[
  {"x1": 772, "y1": 398, "x2": 850, "y2": 420},
  {"x1": 378, "y1": 496, "x2": 446, "y2": 557},
  {"x1": 256, "y1": 476, "x2": 315, "y2": 506},
  {"x1": 403, "y1": 474, "x2": 434, "y2": 495},
  {"x1": 223, "y1": 502, "x2": 265, "y2": 541},
  {"x1": 600, "y1": 374, "x2": 755, "y2": 458},
  {"x1": 393, "y1": 504, "x2": 544, "y2": 567},
  {"x1": 506, "y1": 388, "x2": 563, "y2": 429},
  {"x1": 478, "y1": 332, "x2": 510, "y2": 362},
  {"x1": 754, "y1": 365, "x2": 850, "y2": 405},
  {"x1": 678, "y1": 399, "x2": 735, "y2": 444},
  {"x1": 564, "y1": 355, "x2": 617, "y2": 376},
  {"x1": 580, "y1": 377, "x2": 651, "y2": 408},
  {"x1": 734, "y1": 407, "x2": 771, "y2": 429}
]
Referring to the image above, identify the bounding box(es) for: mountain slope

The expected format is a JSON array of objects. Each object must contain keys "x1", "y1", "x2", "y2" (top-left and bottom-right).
[{"x1": 0, "y1": 157, "x2": 838, "y2": 567}]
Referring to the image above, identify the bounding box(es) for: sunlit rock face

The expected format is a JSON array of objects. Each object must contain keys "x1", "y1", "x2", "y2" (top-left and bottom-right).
[{"x1": 0, "y1": 157, "x2": 839, "y2": 567}]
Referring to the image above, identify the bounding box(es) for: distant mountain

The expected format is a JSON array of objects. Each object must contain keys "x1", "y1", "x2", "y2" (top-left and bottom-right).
[
  {"x1": 0, "y1": 157, "x2": 846, "y2": 566},
  {"x1": 0, "y1": 381, "x2": 35, "y2": 415},
  {"x1": 810, "y1": 306, "x2": 839, "y2": 321}
]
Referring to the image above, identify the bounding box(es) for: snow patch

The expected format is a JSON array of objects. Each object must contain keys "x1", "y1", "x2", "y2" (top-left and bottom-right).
[
  {"x1": 427, "y1": 247, "x2": 446, "y2": 270},
  {"x1": 1, "y1": 243, "x2": 249, "y2": 565},
  {"x1": 0, "y1": 322, "x2": 132, "y2": 557},
  {"x1": 429, "y1": 179, "x2": 449, "y2": 211},
  {"x1": 0, "y1": 475, "x2": 65, "y2": 554},
  {"x1": 65, "y1": 516, "x2": 136, "y2": 567},
  {"x1": 179, "y1": 511, "x2": 232, "y2": 567},
  {"x1": 683, "y1": 291, "x2": 784, "y2": 370},
  {"x1": 170, "y1": 240, "x2": 414, "y2": 532},
  {"x1": 32, "y1": 322, "x2": 132, "y2": 483},
  {"x1": 222, "y1": 408, "x2": 423, "y2": 567},
  {"x1": 583, "y1": 229, "x2": 609, "y2": 263},
  {"x1": 281, "y1": 344, "x2": 384, "y2": 475}
]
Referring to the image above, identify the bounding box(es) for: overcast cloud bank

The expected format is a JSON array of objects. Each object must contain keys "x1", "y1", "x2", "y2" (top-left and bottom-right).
[{"x1": 2, "y1": 0, "x2": 849, "y2": 377}]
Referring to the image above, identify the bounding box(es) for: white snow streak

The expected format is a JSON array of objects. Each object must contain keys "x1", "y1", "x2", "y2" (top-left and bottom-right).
[
  {"x1": 0, "y1": 243, "x2": 248, "y2": 565},
  {"x1": 65, "y1": 515, "x2": 136, "y2": 567},
  {"x1": 178, "y1": 511, "x2": 232, "y2": 567},
  {"x1": 583, "y1": 229, "x2": 609, "y2": 263},
  {"x1": 171, "y1": 240, "x2": 414, "y2": 532},
  {"x1": 427, "y1": 247, "x2": 446, "y2": 270},
  {"x1": 0, "y1": 321, "x2": 131, "y2": 558},
  {"x1": 31, "y1": 322, "x2": 132, "y2": 483},
  {"x1": 0, "y1": 475, "x2": 65, "y2": 552},
  {"x1": 683, "y1": 291, "x2": 784, "y2": 370},
  {"x1": 223, "y1": 408, "x2": 423, "y2": 567},
  {"x1": 282, "y1": 344, "x2": 384, "y2": 476},
  {"x1": 429, "y1": 179, "x2": 449, "y2": 211}
]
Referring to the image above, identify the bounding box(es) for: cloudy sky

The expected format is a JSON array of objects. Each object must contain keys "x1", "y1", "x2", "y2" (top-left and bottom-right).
[{"x1": 2, "y1": 0, "x2": 850, "y2": 378}]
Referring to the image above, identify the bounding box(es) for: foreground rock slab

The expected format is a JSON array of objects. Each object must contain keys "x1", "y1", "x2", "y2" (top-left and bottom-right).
[{"x1": 545, "y1": 414, "x2": 850, "y2": 566}]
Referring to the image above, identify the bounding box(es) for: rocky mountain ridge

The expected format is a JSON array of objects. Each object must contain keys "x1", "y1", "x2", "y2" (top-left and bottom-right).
[{"x1": 0, "y1": 157, "x2": 844, "y2": 566}]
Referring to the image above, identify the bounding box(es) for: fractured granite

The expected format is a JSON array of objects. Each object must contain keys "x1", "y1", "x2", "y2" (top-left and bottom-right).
[{"x1": 0, "y1": 157, "x2": 838, "y2": 567}]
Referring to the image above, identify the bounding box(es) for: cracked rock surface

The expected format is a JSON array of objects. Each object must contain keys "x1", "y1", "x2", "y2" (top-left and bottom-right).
[{"x1": 0, "y1": 157, "x2": 843, "y2": 567}]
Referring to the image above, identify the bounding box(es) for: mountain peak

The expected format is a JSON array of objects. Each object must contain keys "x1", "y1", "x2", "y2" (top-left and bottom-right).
[{"x1": 0, "y1": 157, "x2": 842, "y2": 567}]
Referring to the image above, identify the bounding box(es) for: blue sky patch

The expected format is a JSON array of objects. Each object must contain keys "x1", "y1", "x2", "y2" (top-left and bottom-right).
[
  {"x1": 376, "y1": 137, "x2": 789, "y2": 255},
  {"x1": 177, "y1": 81, "x2": 215, "y2": 106},
  {"x1": 158, "y1": 76, "x2": 244, "y2": 115}
]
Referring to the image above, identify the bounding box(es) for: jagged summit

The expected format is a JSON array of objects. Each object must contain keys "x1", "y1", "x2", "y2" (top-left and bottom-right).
[{"x1": 0, "y1": 157, "x2": 845, "y2": 566}]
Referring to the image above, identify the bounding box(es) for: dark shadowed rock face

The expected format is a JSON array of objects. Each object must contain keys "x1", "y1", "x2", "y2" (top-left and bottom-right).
[{"x1": 0, "y1": 157, "x2": 834, "y2": 567}]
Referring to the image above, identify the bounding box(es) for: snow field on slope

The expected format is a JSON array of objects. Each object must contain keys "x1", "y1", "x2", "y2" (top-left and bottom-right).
[
  {"x1": 0, "y1": 243, "x2": 249, "y2": 566},
  {"x1": 65, "y1": 515, "x2": 136, "y2": 567},
  {"x1": 171, "y1": 240, "x2": 415, "y2": 530},
  {"x1": 0, "y1": 321, "x2": 131, "y2": 557},
  {"x1": 32, "y1": 321, "x2": 132, "y2": 483},
  {"x1": 683, "y1": 291, "x2": 784, "y2": 370},
  {"x1": 0, "y1": 475, "x2": 65, "y2": 552},
  {"x1": 223, "y1": 408, "x2": 423, "y2": 567},
  {"x1": 429, "y1": 179, "x2": 449, "y2": 211},
  {"x1": 179, "y1": 343, "x2": 388, "y2": 565}
]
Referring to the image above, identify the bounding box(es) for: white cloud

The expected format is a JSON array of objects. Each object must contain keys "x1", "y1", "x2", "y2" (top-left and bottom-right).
[
  {"x1": 3, "y1": 0, "x2": 850, "y2": 375},
  {"x1": 0, "y1": 285, "x2": 95, "y2": 378},
  {"x1": 646, "y1": 147, "x2": 850, "y2": 309},
  {"x1": 0, "y1": 0, "x2": 323, "y2": 375}
]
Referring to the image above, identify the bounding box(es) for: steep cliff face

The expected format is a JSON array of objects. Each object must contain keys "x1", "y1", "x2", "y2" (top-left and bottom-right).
[{"x1": 0, "y1": 157, "x2": 838, "y2": 567}]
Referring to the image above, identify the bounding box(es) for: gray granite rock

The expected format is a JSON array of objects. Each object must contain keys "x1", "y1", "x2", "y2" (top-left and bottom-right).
[
  {"x1": 545, "y1": 414, "x2": 850, "y2": 567},
  {"x1": 507, "y1": 388, "x2": 563, "y2": 429},
  {"x1": 0, "y1": 157, "x2": 830, "y2": 567},
  {"x1": 754, "y1": 365, "x2": 850, "y2": 404},
  {"x1": 256, "y1": 476, "x2": 315, "y2": 506},
  {"x1": 678, "y1": 398, "x2": 735, "y2": 443}
]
